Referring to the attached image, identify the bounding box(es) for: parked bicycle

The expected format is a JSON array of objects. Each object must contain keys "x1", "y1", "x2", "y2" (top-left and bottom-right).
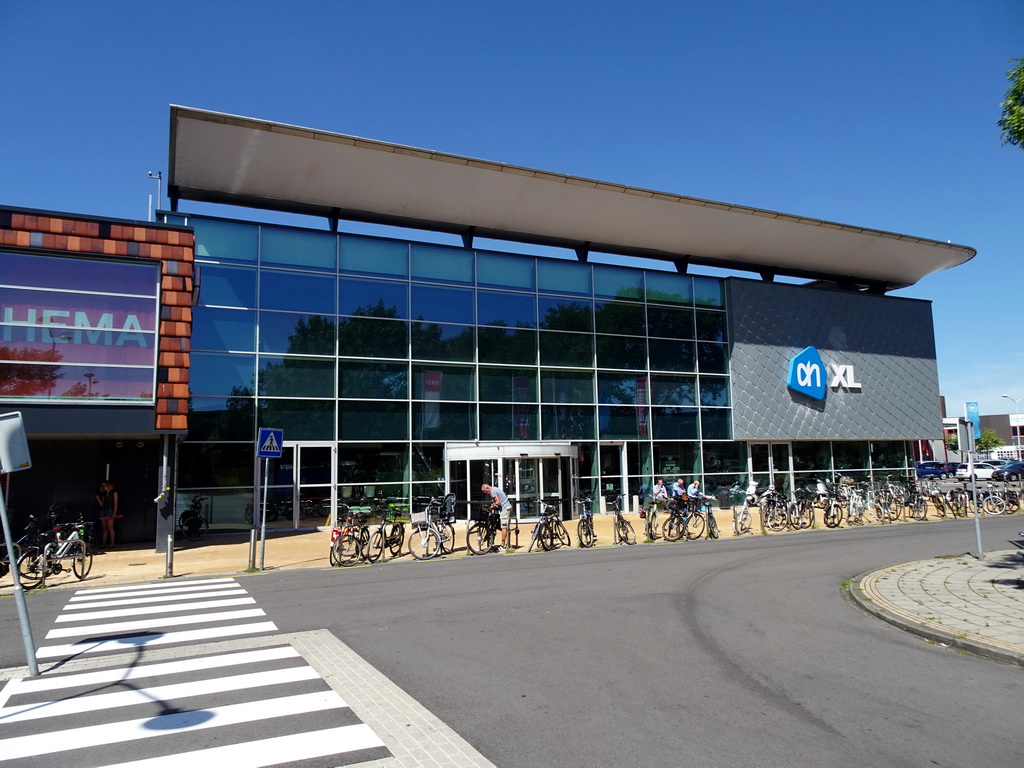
[
  {"x1": 662, "y1": 497, "x2": 703, "y2": 542},
  {"x1": 406, "y1": 494, "x2": 457, "y2": 560},
  {"x1": 330, "y1": 507, "x2": 373, "y2": 567},
  {"x1": 526, "y1": 498, "x2": 571, "y2": 552},
  {"x1": 18, "y1": 507, "x2": 93, "y2": 589},
  {"x1": 607, "y1": 495, "x2": 636, "y2": 545},
  {"x1": 576, "y1": 495, "x2": 597, "y2": 548},
  {"x1": 366, "y1": 504, "x2": 406, "y2": 561},
  {"x1": 729, "y1": 480, "x2": 754, "y2": 535}
]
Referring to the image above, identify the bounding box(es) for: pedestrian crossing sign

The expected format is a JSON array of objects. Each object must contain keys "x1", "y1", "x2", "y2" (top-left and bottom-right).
[{"x1": 257, "y1": 428, "x2": 284, "y2": 458}]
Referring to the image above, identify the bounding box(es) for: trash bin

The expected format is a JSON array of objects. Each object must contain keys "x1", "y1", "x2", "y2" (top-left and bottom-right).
[{"x1": 717, "y1": 490, "x2": 731, "y2": 510}]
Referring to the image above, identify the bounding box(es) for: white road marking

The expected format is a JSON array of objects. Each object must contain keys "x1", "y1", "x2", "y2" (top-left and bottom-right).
[
  {"x1": 55, "y1": 597, "x2": 257, "y2": 622},
  {"x1": 44, "y1": 608, "x2": 267, "y2": 639},
  {"x1": 36, "y1": 621, "x2": 279, "y2": 659}
]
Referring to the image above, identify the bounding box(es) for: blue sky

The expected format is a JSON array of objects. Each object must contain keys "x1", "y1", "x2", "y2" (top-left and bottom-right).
[{"x1": 2, "y1": 1, "x2": 1021, "y2": 418}]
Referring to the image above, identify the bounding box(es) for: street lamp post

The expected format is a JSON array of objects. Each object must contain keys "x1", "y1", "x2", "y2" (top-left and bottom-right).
[{"x1": 1001, "y1": 394, "x2": 1021, "y2": 460}]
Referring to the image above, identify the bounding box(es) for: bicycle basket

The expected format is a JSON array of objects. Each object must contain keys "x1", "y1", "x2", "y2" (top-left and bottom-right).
[{"x1": 410, "y1": 509, "x2": 429, "y2": 526}]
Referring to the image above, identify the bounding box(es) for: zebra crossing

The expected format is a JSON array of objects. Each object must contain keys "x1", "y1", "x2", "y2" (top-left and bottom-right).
[{"x1": 0, "y1": 578, "x2": 393, "y2": 767}]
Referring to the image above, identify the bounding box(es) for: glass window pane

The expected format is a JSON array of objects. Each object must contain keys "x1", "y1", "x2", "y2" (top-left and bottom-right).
[
  {"x1": 594, "y1": 302, "x2": 645, "y2": 336},
  {"x1": 338, "y1": 361, "x2": 408, "y2": 399},
  {"x1": 179, "y1": 443, "x2": 254, "y2": 488},
  {"x1": 542, "y1": 404, "x2": 595, "y2": 440},
  {"x1": 702, "y1": 442, "x2": 747, "y2": 474},
  {"x1": 477, "y1": 328, "x2": 537, "y2": 365},
  {"x1": 339, "y1": 400, "x2": 409, "y2": 440},
  {"x1": 412, "y1": 402, "x2": 475, "y2": 440},
  {"x1": 411, "y1": 323, "x2": 474, "y2": 362},
  {"x1": 193, "y1": 219, "x2": 258, "y2": 263},
  {"x1": 339, "y1": 278, "x2": 408, "y2": 319},
  {"x1": 477, "y1": 252, "x2": 535, "y2": 290},
  {"x1": 190, "y1": 352, "x2": 255, "y2": 396},
  {"x1": 871, "y1": 441, "x2": 907, "y2": 469},
  {"x1": 197, "y1": 265, "x2": 256, "y2": 308},
  {"x1": 411, "y1": 244, "x2": 473, "y2": 284},
  {"x1": 538, "y1": 297, "x2": 593, "y2": 332},
  {"x1": 694, "y1": 277, "x2": 725, "y2": 308},
  {"x1": 338, "y1": 318, "x2": 408, "y2": 359},
  {"x1": 700, "y1": 409, "x2": 731, "y2": 440},
  {"x1": 261, "y1": 227, "x2": 336, "y2": 270},
  {"x1": 480, "y1": 404, "x2": 539, "y2": 441},
  {"x1": 699, "y1": 375, "x2": 730, "y2": 406},
  {"x1": 340, "y1": 236, "x2": 408, "y2": 278},
  {"x1": 188, "y1": 395, "x2": 255, "y2": 441},
  {"x1": 411, "y1": 285, "x2": 474, "y2": 324},
  {"x1": 832, "y1": 441, "x2": 869, "y2": 473},
  {"x1": 646, "y1": 273, "x2": 692, "y2": 306},
  {"x1": 411, "y1": 444, "x2": 444, "y2": 482},
  {"x1": 651, "y1": 407, "x2": 699, "y2": 440},
  {"x1": 259, "y1": 270, "x2": 335, "y2": 314},
  {"x1": 793, "y1": 442, "x2": 832, "y2": 472},
  {"x1": 653, "y1": 441, "x2": 700, "y2": 478},
  {"x1": 538, "y1": 260, "x2": 591, "y2": 296},
  {"x1": 479, "y1": 367, "x2": 537, "y2": 402},
  {"x1": 598, "y1": 373, "x2": 639, "y2": 405},
  {"x1": 594, "y1": 265, "x2": 643, "y2": 301},
  {"x1": 697, "y1": 342, "x2": 729, "y2": 374},
  {"x1": 541, "y1": 369, "x2": 594, "y2": 403},
  {"x1": 647, "y1": 306, "x2": 694, "y2": 339},
  {"x1": 695, "y1": 310, "x2": 726, "y2": 342},
  {"x1": 539, "y1": 331, "x2": 593, "y2": 367},
  {"x1": 650, "y1": 375, "x2": 696, "y2": 406},
  {"x1": 412, "y1": 364, "x2": 475, "y2": 400},
  {"x1": 258, "y1": 313, "x2": 335, "y2": 355},
  {"x1": 258, "y1": 399, "x2": 335, "y2": 440},
  {"x1": 337, "y1": 445, "x2": 410, "y2": 484},
  {"x1": 599, "y1": 405, "x2": 646, "y2": 439},
  {"x1": 191, "y1": 308, "x2": 256, "y2": 352},
  {"x1": 258, "y1": 356, "x2": 335, "y2": 397},
  {"x1": 596, "y1": 335, "x2": 646, "y2": 370},
  {"x1": 477, "y1": 290, "x2": 536, "y2": 328},
  {"x1": 649, "y1": 339, "x2": 696, "y2": 372}
]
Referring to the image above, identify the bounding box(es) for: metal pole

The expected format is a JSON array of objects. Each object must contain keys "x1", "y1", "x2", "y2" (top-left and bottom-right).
[
  {"x1": 0, "y1": 488, "x2": 38, "y2": 676},
  {"x1": 968, "y1": 454, "x2": 983, "y2": 560},
  {"x1": 165, "y1": 534, "x2": 173, "y2": 577},
  {"x1": 259, "y1": 457, "x2": 269, "y2": 570}
]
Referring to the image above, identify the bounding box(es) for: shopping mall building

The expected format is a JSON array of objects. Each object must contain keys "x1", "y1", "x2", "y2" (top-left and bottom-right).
[{"x1": 0, "y1": 107, "x2": 975, "y2": 543}]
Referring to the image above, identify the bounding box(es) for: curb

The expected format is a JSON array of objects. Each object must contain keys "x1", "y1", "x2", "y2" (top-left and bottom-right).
[{"x1": 847, "y1": 565, "x2": 1024, "y2": 668}]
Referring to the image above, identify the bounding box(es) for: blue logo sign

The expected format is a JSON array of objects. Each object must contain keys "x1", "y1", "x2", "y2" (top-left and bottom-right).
[
  {"x1": 787, "y1": 346, "x2": 827, "y2": 400},
  {"x1": 965, "y1": 402, "x2": 981, "y2": 440},
  {"x1": 257, "y1": 428, "x2": 284, "y2": 458}
]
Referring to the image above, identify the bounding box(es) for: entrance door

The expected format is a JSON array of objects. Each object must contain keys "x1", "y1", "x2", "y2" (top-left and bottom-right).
[
  {"x1": 749, "y1": 442, "x2": 793, "y2": 499},
  {"x1": 290, "y1": 443, "x2": 335, "y2": 527},
  {"x1": 599, "y1": 443, "x2": 625, "y2": 512}
]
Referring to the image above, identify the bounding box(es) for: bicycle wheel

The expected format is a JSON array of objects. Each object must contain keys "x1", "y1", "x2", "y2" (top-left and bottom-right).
[
  {"x1": 706, "y1": 511, "x2": 719, "y2": 539},
  {"x1": 365, "y1": 528, "x2": 385, "y2": 563},
  {"x1": 684, "y1": 511, "x2": 705, "y2": 540},
  {"x1": 541, "y1": 522, "x2": 558, "y2": 551},
  {"x1": 181, "y1": 516, "x2": 208, "y2": 541},
  {"x1": 336, "y1": 534, "x2": 361, "y2": 566},
  {"x1": 910, "y1": 497, "x2": 927, "y2": 521},
  {"x1": 764, "y1": 503, "x2": 787, "y2": 532},
  {"x1": 799, "y1": 502, "x2": 814, "y2": 529},
  {"x1": 386, "y1": 522, "x2": 405, "y2": 557},
  {"x1": 466, "y1": 522, "x2": 493, "y2": 555},
  {"x1": 736, "y1": 508, "x2": 752, "y2": 534},
  {"x1": 823, "y1": 500, "x2": 842, "y2": 528},
  {"x1": 663, "y1": 515, "x2": 684, "y2": 542},
  {"x1": 860, "y1": 503, "x2": 882, "y2": 524},
  {"x1": 578, "y1": 517, "x2": 596, "y2": 548},
  {"x1": 644, "y1": 511, "x2": 657, "y2": 541},
  {"x1": 407, "y1": 525, "x2": 440, "y2": 560},
  {"x1": 931, "y1": 495, "x2": 947, "y2": 518},
  {"x1": 440, "y1": 522, "x2": 456, "y2": 554},
  {"x1": 983, "y1": 496, "x2": 1006, "y2": 515},
  {"x1": 553, "y1": 520, "x2": 571, "y2": 548},
  {"x1": 618, "y1": 518, "x2": 636, "y2": 545},
  {"x1": 69, "y1": 540, "x2": 92, "y2": 579},
  {"x1": 17, "y1": 549, "x2": 45, "y2": 589}
]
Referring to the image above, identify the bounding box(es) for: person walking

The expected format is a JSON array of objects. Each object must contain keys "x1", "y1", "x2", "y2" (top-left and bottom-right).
[
  {"x1": 95, "y1": 480, "x2": 119, "y2": 549},
  {"x1": 481, "y1": 483, "x2": 513, "y2": 552}
]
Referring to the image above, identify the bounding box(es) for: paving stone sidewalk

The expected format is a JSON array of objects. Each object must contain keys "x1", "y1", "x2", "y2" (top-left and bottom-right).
[{"x1": 851, "y1": 548, "x2": 1024, "y2": 667}]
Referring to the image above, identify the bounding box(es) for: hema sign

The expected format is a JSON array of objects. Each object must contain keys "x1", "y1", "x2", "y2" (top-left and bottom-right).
[{"x1": 787, "y1": 346, "x2": 862, "y2": 401}]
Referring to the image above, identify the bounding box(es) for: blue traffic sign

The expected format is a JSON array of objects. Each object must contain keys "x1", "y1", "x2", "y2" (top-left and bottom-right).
[{"x1": 257, "y1": 428, "x2": 284, "y2": 458}]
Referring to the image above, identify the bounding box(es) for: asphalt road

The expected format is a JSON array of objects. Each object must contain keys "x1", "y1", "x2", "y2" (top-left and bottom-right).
[{"x1": 4, "y1": 515, "x2": 1022, "y2": 768}]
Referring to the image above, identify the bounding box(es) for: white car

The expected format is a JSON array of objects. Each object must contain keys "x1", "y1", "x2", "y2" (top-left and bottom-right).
[{"x1": 954, "y1": 463, "x2": 997, "y2": 480}]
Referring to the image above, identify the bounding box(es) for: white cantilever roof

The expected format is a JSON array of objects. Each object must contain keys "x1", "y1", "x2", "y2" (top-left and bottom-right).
[{"x1": 168, "y1": 106, "x2": 974, "y2": 290}]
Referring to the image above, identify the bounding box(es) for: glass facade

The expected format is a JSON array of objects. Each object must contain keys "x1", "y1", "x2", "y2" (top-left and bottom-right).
[{"x1": 176, "y1": 215, "x2": 914, "y2": 518}]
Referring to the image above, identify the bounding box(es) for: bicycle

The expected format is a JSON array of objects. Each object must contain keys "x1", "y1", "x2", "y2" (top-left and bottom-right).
[
  {"x1": 467, "y1": 505, "x2": 503, "y2": 555},
  {"x1": 526, "y1": 498, "x2": 571, "y2": 552},
  {"x1": 576, "y1": 496, "x2": 597, "y2": 548},
  {"x1": 406, "y1": 495, "x2": 457, "y2": 560},
  {"x1": 177, "y1": 495, "x2": 209, "y2": 541},
  {"x1": 18, "y1": 509, "x2": 93, "y2": 589},
  {"x1": 728, "y1": 480, "x2": 754, "y2": 535},
  {"x1": 366, "y1": 503, "x2": 406, "y2": 561},
  {"x1": 607, "y1": 495, "x2": 636, "y2": 545},
  {"x1": 703, "y1": 496, "x2": 720, "y2": 539},
  {"x1": 662, "y1": 497, "x2": 704, "y2": 541},
  {"x1": 330, "y1": 507, "x2": 372, "y2": 567}
]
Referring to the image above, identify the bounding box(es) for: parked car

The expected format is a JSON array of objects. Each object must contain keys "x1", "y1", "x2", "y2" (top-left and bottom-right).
[
  {"x1": 954, "y1": 462, "x2": 998, "y2": 480},
  {"x1": 915, "y1": 461, "x2": 957, "y2": 479},
  {"x1": 992, "y1": 461, "x2": 1024, "y2": 482}
]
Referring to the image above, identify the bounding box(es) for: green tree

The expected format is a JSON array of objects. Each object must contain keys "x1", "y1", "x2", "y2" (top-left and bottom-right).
[
  {"x1": 976, "y1": 427, "x2": 1005, "y2": 453},
  {"x1": 998, "y1": 57, "x2": 1024, "y2": 147},
  {"x1": 945, "y1": 432, "x2": 958, "y2": 452}
]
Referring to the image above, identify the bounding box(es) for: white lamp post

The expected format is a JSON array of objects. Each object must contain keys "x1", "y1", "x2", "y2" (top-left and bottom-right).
[{"x1": 1001, "y1": 394, "x2": 1021, "y2": 460}]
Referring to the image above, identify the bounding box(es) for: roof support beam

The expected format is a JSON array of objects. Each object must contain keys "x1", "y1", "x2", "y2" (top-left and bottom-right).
[
  {"x1": 462, "y1": 227, "x2": 475, "y2": 250},
  {"x1": 575, "y1": 242, "x2": 590, "y2": 263},
  {"x1": 759, "y1": 271, "x2": 775, "y2": 282},
  {"x1": 672, "y1": 257, "x2": 689, "y2": 274}
]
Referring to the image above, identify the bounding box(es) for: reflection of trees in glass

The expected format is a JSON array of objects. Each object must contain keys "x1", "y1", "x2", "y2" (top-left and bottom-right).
[
  {"x1": 0, "y1": 347, "x2": 62, "y2": 396},
  {"x1": 698, "y1": 377, "x2": 729, "y2": 406},
  {"x1": 411, "y1": 323, "x2": 474, "y2": 361},
  {"x1": 284, "y1": 315, "x2": 335, "y2": 354},
  {"x1": 695, "y1": 310, "x2": 725, "y2": 342},
  {"x1": 540, "y1": 300, "x2": 592, "y2": 332}
]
